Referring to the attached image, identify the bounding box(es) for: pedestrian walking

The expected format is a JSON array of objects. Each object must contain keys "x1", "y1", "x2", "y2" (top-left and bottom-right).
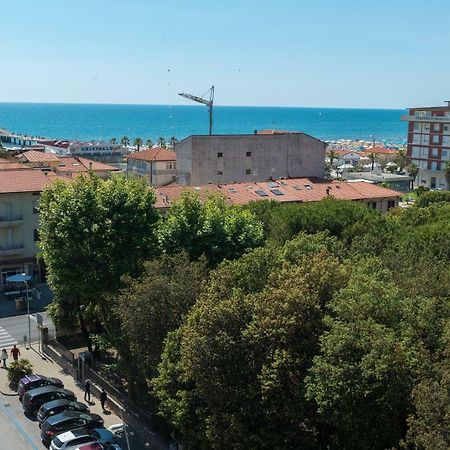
[
  {"x1": 10, "y1": 345, "x2": 20, "y2": 362},
  {"x1": 84, "y1": 379, "x2": 91, "y2": 403},
  {"x1": 100, "y1": 388, "x2": 108, "y2": 412},
  {"x1": 1, "y1": 348, "x2": 7, "y2": 368}
]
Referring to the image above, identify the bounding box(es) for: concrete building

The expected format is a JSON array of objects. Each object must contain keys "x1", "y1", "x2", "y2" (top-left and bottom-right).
[
  {"x1": 402, "y1": 101, "x2": 450, "y2": 189},
  {"x1": 16, "y1": 150, "x2": 60, "y2": 170},
  {"x1": 55, "y1": 157, "x2": 120, "y2": 179},
  {"x1": 155, "y1": 177, "x2": 401, "y2": 214},
  {"x1": 175, "y1": 131, "x2": 325, "y2": 186},
  {"x1": 344, "y1": 172, "x2": 413, "y2": 193},
  {"x1": 0, "y1": 170, "x2": 57, "y2": 286},
  {"x1": 126, "y1": 148, "x2": 177, "y2": 186}
]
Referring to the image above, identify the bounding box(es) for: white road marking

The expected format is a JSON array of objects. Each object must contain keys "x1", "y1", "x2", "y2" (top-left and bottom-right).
[{"x1": 0, "y1": 327, "x2": 18, "y2": 347}]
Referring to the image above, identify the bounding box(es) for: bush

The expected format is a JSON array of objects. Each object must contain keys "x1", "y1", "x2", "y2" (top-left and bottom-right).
[
  {"x1": 7, "y1": 359, "x2": 33, "y2": 386},
  {"x1": 415, "y1": 190, "x2": 450, "y2": 208}
]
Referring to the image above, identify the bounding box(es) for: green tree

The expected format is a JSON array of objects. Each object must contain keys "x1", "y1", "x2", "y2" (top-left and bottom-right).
[
  {"x1": 415, "y1": 190, "x2": 450, "y2": 207},
  {"x1": 145, "y1": 138, "x2": 153, "y2": 148},
  {"x1": 133, "y1": 137, "x2": 143, "y2": 152},
  {"x1": 395, "y1": 147, "x2": 407, "y2": 170},
  {"x1": 115, "y1": 253, "x2": 207, "y2": 377},
  {"x1": 157, "y1": 137, "x2": 166, "y2": 148},
  {"x1": 110, "y1": 137, "x2": 117, "y2": 144},
  {"x1": 153, "y1": 234, "x2": 345, "y2": 449},
  {"x1": 158, "y1": 190, "x2": 264, "y2": 266},
  {"x1": 121, "y1": 136, "x2": 130, "y2": 147},
  {"x1": 326, "y1": 149, "x2": 338, "y2": 168},
  {"x1": 169, "y1": 136, "x2": 178, "y2": 148},
  {"x1": 39, "y1": 174, "x2": 159, "y2": 351}
]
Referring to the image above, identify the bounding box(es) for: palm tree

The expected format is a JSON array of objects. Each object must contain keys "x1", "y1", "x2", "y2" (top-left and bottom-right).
[
  {"x1": 326, "y1": 149, "x2": 338, "y2": 168},
  {"x1": 169, "y1": 136, "x2": 178, "y2": 148},
  {"x1": 407, "y1": 164, "x2": 419, "y2": 190},
  {"x1": 157, "y1": 137, "x2": 166, "y2": 148},
  {"x1": 395, "y1": 147, "x2": 407, "y2": 170},
  {"x1": 368, "y1": 152, "x2": 377, "y2": 171},
  {"x1": 110, "y1": 137, "x2": 117, "y2": 144},
  {"x1": 121, "y1": 136, "x2": 130, "y2": 147},
  {"x1": 145, "y1": 139, "x2": 153, "y2": 148},
  {"x1": 444, "y1": 161, "x2": 450, "y2": 190},
  {"x1": 133, "y1": 138, "x2": 143, "y2": 152}
]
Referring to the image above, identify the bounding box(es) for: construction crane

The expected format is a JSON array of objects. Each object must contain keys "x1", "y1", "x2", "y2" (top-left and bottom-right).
[{"x1": 179, "y1": 86, "x2": 214, "y2": 135}]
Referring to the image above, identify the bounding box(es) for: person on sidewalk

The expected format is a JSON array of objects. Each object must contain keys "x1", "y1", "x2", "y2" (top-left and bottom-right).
[
  {"x1": 1, "y1": 348, "x2": 7, "y2": 368},
  {"x1": 100, "y1": 388, "x2": 108, "y2": 413},
  {"x1": 84, "y1": 379, "x2": 91, "y2": 403},
  {"x1": 10, "y1": 345, "x2": 20, "y2": 362}
]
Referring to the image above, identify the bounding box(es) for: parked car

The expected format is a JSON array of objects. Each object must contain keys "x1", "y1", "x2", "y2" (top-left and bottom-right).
[
  {"x1": 22, "y1": 386, "x2": 76, "y2": 416},
  {"x1": 18, "y1": 374, "x2": 64, "y2": 401},
  {"x1": 76, "y1": 444, "x2": 122, "y2": 450},
  {"x1": 49, "y1": 428, "x2": 115, "y2": 450},
  {"x1": 38, "y1": 400, "x2": 90, "y2": 426},
  {"x1": 41, "y1": 411, "x2": 104, "y2": 446}
]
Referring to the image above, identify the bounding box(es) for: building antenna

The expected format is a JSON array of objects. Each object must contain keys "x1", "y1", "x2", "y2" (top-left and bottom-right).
[{"x1": 179, "y1": 86, "x2": 214, "y2": 135}]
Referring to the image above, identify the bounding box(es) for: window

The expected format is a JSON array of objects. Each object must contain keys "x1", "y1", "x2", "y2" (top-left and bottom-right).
[
  {"x1": 432, "y1": 134, "x2": 440, "y2": 144},
  {"x1": 245, "y1": 169, "x2": 251, "y2": 175},
  {"x1": 255, "y1": 190, "x2": 268, "y2": 197},
  {"x1": 442, "y1": 149, "x2": 448, "y2": 160},
  {"x1": 424, "y1": 123, "x2": 431, "y2": 132},
  {"x1": 32, "y1": 200, "x2": 39, "y2": 214},
  {"x1": 413, "y1": 122, "x2": 420, "y2": 131},
  {"x1": 217, "y1": 170, "x2": 223, "y2": 176},
  {"x1": 434, "y1": 123, "x2": 440, "y2": 132},
  {"x1": 368, "y1": 202, "x2": 377, "y2": 209},
  {"x1": 246, "y1": 151, "x2": 251, "y2": 157},
  {"x1": 411, "y1": 146, "x2": 420, "y2": 157},
  {"x1": 387, "y1": 200, "x2": 396, "y2": 210},
  {"x1": 270, "y1": 189, "x2": 284, "y2": 196},
  {"x1": 166, "y1": 162, "x2": 174, "y2": 170},
  {"x1": 33, "y1": 229, "x2": 39, "y2": 242},
  {"x1": 217, "y1": 152, "x2": 223, "y2": 158},
  {"x1": 431, "y1": 177, "x2": 436, "y2": 189},
  {"x1": 431, "y1": 147, "x2": 439, "y2": 157}
]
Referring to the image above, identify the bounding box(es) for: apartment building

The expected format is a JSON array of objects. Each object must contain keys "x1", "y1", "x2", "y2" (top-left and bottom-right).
[
  {"x1": 402, "y1": 101, "x2": 450, "y2": 189},
  {"x1": 0, "y1": 170, "x2": 56, "y2": 286},
  {"x1": 175, "y1": 131, "x2": 325, "y2": 186},
  {"x1": 126, "y1": 148, "x2": 177, "y2": 186}
]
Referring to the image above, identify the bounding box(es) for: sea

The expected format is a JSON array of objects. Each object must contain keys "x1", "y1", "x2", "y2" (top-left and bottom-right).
[{"x1": 0, "y1": 103, "x2": 408, "y2": 144}]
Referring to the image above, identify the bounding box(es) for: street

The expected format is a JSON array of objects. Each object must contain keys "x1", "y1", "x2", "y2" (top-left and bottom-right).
[{"x1": 0, "y1": 312, "x2": 55, "y2": 349}]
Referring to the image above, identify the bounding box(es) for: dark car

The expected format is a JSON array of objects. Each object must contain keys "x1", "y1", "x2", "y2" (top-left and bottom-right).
[
  {"x1": 38, "y1": 399, "x2": 90, "y2": 426},
  {"x1": 22, "y1": 386, "x2": 76, "y2": 416},
  {"x1": 18, "y1": 374, "x2": 64, "y2": 401},
  {"x1": 41, "y1": 411, "x2": 104, "y2": 446}
]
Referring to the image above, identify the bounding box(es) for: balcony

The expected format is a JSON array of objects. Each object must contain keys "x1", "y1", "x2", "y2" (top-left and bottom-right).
[
  {"x1": 402, "y1": 114, "x2": 450, "y2": 123},
  {"x1": 0, "y1": 244, "x2": 25, "y2": 256},
  {"x1": 0, "y1": 214, "x2": 24, "y2": 228}
]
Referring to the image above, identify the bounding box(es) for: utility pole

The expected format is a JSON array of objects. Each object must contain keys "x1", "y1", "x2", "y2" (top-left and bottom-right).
[{"x1": 179, "y1": 86, "x2": 215, "y2": 135}]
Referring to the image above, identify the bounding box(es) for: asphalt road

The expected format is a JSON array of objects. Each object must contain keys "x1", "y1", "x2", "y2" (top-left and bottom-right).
[{"x1": 0, "y1": 312, "x2": 55, "y2": 349}]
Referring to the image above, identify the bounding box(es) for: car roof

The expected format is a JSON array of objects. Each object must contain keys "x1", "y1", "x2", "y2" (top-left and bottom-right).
[
  {"x1": 40, "y1": 398, "x2": 71, "y2": 409},
  {"x1": 27, "y1": 386, "x2": 72, "y2": 397},
  {"x1": 54, "y1": 428, "x2": 96, "y2": 442},
  {"x1": 47, "y1": 410, "x2": 101, "y2": 425}
]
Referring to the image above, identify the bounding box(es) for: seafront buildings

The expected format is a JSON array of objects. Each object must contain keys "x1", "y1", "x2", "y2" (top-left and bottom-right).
[{"x1": 402, "y1": 100, "x2": 450, "y2": 189}]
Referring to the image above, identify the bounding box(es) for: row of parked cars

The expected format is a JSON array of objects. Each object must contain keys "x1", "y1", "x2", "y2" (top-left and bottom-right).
[{"x1": 18, "y1": 374, "x2": 123, "y2": 450}]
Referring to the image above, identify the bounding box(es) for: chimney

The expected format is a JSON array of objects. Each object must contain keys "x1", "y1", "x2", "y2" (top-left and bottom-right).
[
  {"x1": 326, "y1": 187, "x2": 331, "y2": 196},
  {"x1": 89, "y1": 162, "x2": 92, "y2": 170}
]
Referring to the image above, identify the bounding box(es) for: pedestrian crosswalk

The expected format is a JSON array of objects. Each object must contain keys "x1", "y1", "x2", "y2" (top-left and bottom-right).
[{"x1": 0, "y1": 326, "x2": 18, "y2": 348}]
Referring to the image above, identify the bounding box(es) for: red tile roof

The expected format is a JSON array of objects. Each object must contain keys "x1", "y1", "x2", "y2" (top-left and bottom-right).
[
  {"x1": 17, "y1": 150, "x2": 59, "y2": 163},
  {"x1": 154, "y1": 178, "x2": 401, "y2": 209},
  {"x1": 361, "y1": 146, "x2": 397, "y2": 156},
  {"x1": 56, "y1": 157, "x2": 119, "y2": 175},
  {"x1": 0, "y1": 170, "x2": 56, "y2": 194},
  {"x1": 127, "y1": 148, "x2": 176, "y2": 162},
  {"x1": 0, "y1": 162, "x2": 30, "y2": 171}
]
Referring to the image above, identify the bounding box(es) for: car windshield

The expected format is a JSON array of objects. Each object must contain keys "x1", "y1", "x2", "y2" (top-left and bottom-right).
[{"x1": 53, "y1": 437, "x2": 63, "y2": 447}]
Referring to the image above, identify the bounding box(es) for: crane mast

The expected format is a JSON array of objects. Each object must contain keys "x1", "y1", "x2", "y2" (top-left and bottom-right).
[{"x1": 179, "y1": 86, "x2": 214, "y2": 135}]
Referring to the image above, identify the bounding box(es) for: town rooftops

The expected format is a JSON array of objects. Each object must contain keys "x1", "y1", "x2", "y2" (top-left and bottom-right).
[
  {"x1": 127, "y1": 148, "x2": 176, "y2": 162},
  {"x1": 154, "y1": 177, "x2": 401, "y2": 209},
  {"x1": 16, "y1": 150, "x2": 60, "y2": 163},
  {"x1": 0, "y1": 169, "x2": 56, "y2": 194},
  {"x1": 56, "y1": 157, "x2": 119, "y2": 174},
  {"x1": 361, "y1": 146, "x2": 398, "y2": 156}
]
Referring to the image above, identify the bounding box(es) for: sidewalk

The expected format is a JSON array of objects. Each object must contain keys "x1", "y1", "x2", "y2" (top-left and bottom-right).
[{"x1": 0, "y1": 344, "x2": 121, "y2": 428}]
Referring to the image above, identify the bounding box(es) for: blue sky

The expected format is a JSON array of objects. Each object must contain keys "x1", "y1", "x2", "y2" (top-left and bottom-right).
[{"x1": 1, "y1": 0, "x2": 449, "y2": 108}]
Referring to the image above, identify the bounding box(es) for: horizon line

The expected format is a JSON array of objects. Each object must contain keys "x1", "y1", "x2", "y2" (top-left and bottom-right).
[{"x1": 0, "y1": 101, "x2": 407, "y2": 111}]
